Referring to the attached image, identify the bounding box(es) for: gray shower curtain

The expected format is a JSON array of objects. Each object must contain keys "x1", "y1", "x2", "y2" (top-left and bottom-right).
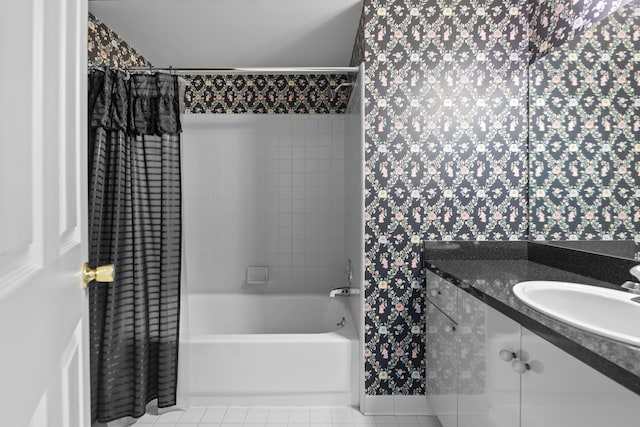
[{"x1": 87, "y1": 68, "x2": 182, "y2": 423}]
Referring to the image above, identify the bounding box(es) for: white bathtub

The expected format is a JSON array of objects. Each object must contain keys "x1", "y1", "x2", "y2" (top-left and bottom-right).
[{"x1": 182, "y1": 294, "x2": 358, "y2": 406}]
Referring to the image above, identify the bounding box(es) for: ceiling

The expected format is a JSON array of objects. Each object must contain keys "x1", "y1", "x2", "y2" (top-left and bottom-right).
[{"x1": 89, "y1": 0, "x2": 363, "y2": 68}]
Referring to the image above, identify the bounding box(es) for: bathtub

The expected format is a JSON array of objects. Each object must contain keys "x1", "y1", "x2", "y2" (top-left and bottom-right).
[{"x1": 182, "y1": 294, "x2": 358, "y2": 406}]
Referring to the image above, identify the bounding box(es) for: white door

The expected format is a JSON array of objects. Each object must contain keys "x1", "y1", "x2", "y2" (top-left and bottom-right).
[{"x1": 0, "y1": 0, "x2": 89, "y2": 426}]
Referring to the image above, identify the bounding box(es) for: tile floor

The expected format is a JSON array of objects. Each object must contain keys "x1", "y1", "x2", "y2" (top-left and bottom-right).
[{"x1": 132, "y1": 406, "x2": 442, "y2": 427}]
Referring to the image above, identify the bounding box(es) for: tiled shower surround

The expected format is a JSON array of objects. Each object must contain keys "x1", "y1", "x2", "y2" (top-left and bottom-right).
[{"x1": 182, "y1": 115, "x2": 347, "y2": 294}]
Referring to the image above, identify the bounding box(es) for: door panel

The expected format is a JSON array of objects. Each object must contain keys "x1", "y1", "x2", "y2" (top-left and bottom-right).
[
  {"x1": 426, "y1": 301, "x2": 457, "y2": 427},
  {"x1": 0, "y1": 0, "x2": 89, "y2": 425},
  {"x1": 457, "y1": 292, "x2": 520, "y2": 427},
  {"x1": 520, "y1": 328, "x2": 640, "y2": 427}
]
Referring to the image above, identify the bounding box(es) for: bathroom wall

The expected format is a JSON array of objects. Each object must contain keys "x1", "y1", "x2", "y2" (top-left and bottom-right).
[
  {"x1": 182, "y1": 114, "x2": 347, "y2": 294},
  {"x1": 183, "y1": 74, "x2": 353, "y2": 114},
  {"x1": 528, "y1": 0, "x2": 635, "y2": 63},
  {"x1": 88, "y1": 13, "x2": 150, "y2": 67},
  {"x1": 361, "y1": 0, "x2": 529, "y2": 395},
  {"x1": 88, "y1": 14, "x2": 354, "y2": 114},
  {"x1": 529, "y1": 1, "x2": 639, "y2": 240}
]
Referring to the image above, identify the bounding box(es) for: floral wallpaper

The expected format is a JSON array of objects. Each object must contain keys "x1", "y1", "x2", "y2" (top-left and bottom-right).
[
  {"x1": 88, "y1": 14, "x2": 352, "y2": 114},
  {"x1": 350, "y1": 4, "x2": 366, "y2": 67},
  {"x1": 88, "y1": 13, "x2": 151, "y2": 68},
  {"x1": 363, "y1": 0, "x2": 529, "y2": 395},
  {"x1": 528, "y1": 0, "x2": 635, "y2": 63},
  {"x1": 182, "y1": 74, "x2": 353, "y2": 114},
  {"x1": 529, "y1": 1, "x2": 640, "y2": 241}
]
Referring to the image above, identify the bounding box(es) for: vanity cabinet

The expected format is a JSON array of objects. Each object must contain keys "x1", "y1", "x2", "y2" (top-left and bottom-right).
[
  {"x1": 519, "y1": 328, "x2": 640, "y2": 427},
  {"x1": 426, "y1": 300, "x2": 458, "y2": 427},
  {"x1": 457, "y1": 290, "x2": 520, "y2": 427},
  {"x1": 426, "y1": 272, "x2": 640, "y2": 427}
]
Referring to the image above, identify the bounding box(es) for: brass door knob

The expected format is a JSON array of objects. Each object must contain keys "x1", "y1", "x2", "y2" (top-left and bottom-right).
[{"x1": 82, "y1": 262, "x2": 115, "y2": 288}]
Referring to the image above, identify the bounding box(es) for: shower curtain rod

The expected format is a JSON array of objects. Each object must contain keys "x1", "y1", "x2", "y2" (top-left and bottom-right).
[{"x1": 124, "y1": 66, "x2": 360, "y2": 75}]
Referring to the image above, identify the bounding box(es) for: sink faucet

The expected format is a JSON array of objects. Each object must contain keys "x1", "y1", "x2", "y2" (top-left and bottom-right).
[
  {"x1": 621, "y1": 265, "x2": 640, "y2": 294},
  {"x1": 329, "y1": 287, "x2": 360, "y2": 297}
]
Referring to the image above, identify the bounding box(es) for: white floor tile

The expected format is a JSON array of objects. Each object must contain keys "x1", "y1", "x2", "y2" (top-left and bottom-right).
[
  {"x1": 223, "y1": 407, "x2": 249, "y2": 424},
  {"x1": 374, "y1": 415, "x2": 397, "y2": 424},
  {"x1": 155, "y1": 410, "x2": 184, "y2": 423},
  {"x1": 395, "y1": 416, "x2": 419, "y2": 424},
  {"x1": 266, "y1": 407, "x2": 289, "y2": 424},
  {"x1": 331, "y1": 407, "x2": 354, "y2": 424},
  {"x1": 352, "y1": 419, "x2": 376, "y2": 427},
  {"x1": 417, "y1": 416, "x2": 442, "y2": 427},
  {"x1": 126, "y1": 405, "x2": 437, "y2": 427},
  {"x1": 288, "y1": 407, "x2": 310, "y2": 424},
  {"x1": 178, "y1": 407, "x2": 205, "y2": 424},
  {"x1": 309, "y1": 407, "x2": 332, "y2": 424},
  {"x1": 245, "y1": 407, "x2": 270, "y2": 424},
  {"x1": 201, "y1": 407, "x2": 228, "y2": 423},
  {"x1": 351, "y1": 411, "x2": 376, "y2": 425},
  {"x1": 137, "y1": 413, "x2": 159, "y2": 423}
]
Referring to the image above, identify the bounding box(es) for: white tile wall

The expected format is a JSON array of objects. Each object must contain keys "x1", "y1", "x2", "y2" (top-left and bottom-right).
[{"x1": 182, "y1": 114, "x2": 347, "y2": 294}]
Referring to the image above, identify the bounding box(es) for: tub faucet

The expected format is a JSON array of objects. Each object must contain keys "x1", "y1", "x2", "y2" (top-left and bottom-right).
[
  {"x1": 622, "y1": 265, "x2": 640, "y2": 294},
  {"x1": 329, "y1": 287, "x2": 360, "y2": 297}
]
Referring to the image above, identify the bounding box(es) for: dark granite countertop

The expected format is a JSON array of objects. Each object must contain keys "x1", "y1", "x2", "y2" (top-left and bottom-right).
[{"x1": 424, "y1": 242, "x2": 640, "y2": 396}]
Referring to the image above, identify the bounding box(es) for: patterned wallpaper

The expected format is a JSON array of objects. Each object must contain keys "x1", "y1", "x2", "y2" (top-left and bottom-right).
[
  {"x1": 362, "y1": 0, "x2": 529, "y2": 395},
  {"x1": 88, "y1": 13, "x2": 151, "y2": 68},
  {"x1": 528, "y1": 0, "x2": 635, "y2": 63},
  {"x1": 182, "y1": 74, "x2": 352, "y2": 114},
  {"x1": 529, "y1": 1, "x2": 640, "y2": 240},
  {"x1": 350, "y1": 4, "x2": 366, "y2": 67},
  {"x1": 88, "y1": 14, "x2": 353, "y2": 114}
]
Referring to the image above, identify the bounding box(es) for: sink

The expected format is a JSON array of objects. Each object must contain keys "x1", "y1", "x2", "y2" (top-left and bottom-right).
[{"x1": 513, "y1": 281, "x2": 640, "y2": 347}]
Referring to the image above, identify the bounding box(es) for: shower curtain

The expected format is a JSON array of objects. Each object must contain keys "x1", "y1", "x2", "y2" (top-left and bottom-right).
[{"x1": 87, "y1": 68, "x2": 182, "y2": 423}]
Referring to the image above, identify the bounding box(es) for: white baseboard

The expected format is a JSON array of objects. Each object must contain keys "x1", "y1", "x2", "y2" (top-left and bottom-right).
[{"x1": 362, "y1": 395, "x2": 435, "y2": 415}]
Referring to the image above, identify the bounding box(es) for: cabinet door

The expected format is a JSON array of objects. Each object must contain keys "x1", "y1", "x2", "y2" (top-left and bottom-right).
[
  {"x1": 457, "y1": 292, "x2": 520, "y2": 427},
  {"x1": 426, "y1": 270, "x2": 458, "y2": 321},
  {"x1": 426, "y1": 302, "x2": 458, "y2": 427},
  {"x1": 520, "y1": 328, "x2": 640, "y2": 427}
]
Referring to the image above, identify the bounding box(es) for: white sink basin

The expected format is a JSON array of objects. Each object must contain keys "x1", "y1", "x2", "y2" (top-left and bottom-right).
[{"x1": 513, "y1": 281, "x2": 640, "y2": 347}]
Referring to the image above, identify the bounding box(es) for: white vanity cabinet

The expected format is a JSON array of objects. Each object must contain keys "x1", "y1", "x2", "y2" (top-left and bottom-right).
[
  {"x1": 519, "y1": 328, "x2": 640, "y2": 427},
  {"x1": 426, "y1": 271, "x2": 640, "y2": 427},
  {"x1": 457, "y1": 290, "x2": 520, "y2": 427},
  {"x1": 425, "y1": 271, "x2": 459, "y2": 427},
  {"x1": 426, "y1": 301, "x2": 458, "y2": 427}
]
